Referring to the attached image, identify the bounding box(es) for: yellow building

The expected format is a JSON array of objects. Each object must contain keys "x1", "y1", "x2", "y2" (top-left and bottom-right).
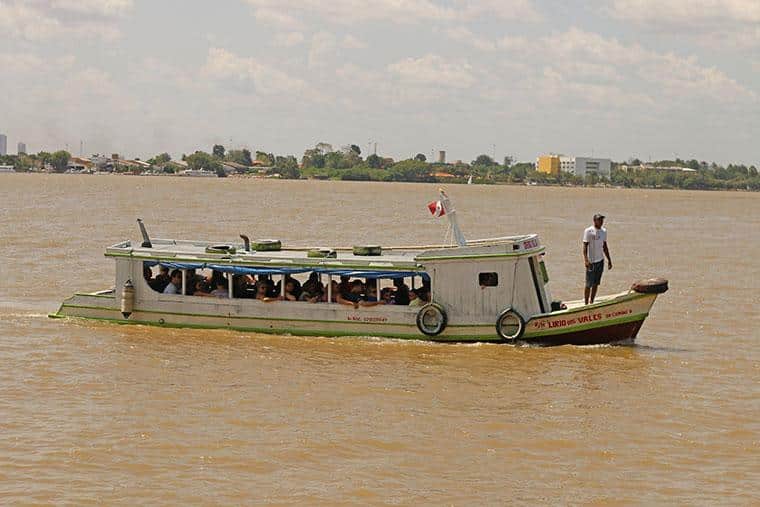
[{"x1": 537, "y1": 155, "x2": 560, "y2": 176}]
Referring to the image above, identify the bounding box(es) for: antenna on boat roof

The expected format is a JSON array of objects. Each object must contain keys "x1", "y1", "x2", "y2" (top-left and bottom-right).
[
  {"x1": 137, "y1": 219, "x2": 152, "y2": 248},
  {"x1": 438, "y1": 189, "x2": 467, "y2": 247}
]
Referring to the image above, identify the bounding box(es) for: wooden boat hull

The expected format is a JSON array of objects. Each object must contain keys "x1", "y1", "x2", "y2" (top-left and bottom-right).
[{"x1": 50, "y1": 289, "x2": 660, "y2": 346}]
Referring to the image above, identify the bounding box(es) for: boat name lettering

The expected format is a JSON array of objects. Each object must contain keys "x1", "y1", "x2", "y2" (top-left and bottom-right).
[
  {"x1": 347, "y1": 315, "x2": 389, "y2": 323},
  {"x1": 533, "y1": 312, "x2": 606, "y2": 329},
  {"x1": 604, "y1": 309, "x2": 632, "y2": 319}
]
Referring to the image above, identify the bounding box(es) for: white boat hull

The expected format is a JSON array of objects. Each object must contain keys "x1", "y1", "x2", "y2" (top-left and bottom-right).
[{"x1": 52, "y1": 289, "x2": 660, "y2": 345}]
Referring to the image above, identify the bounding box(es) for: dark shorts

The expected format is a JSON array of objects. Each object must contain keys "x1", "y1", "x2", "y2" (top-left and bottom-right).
[{"x1": 586, "y1": 261, "x2": 604, "y2": 288}]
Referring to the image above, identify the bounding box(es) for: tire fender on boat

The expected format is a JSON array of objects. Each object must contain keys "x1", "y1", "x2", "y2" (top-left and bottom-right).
[
  {"x1": 496, "y1": 308, "x2": 525, "y2": 341},
  {"x1": 416, "y1": 303, "x2": 447, "y2": 336},
  {"x1": 631, "y1": 278, "x2": 669, "y2": 294},
  {"x1": 205, "y1": 244, "x2": 237, "y2": 255},
  {"x1": 252, "y1": 239, "x2": 282, "y2": 252}
]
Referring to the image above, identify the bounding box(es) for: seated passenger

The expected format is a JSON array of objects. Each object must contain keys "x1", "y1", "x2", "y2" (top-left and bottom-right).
[
  {"x1": 154, "y1": 266, "x2": 171, "y2": 292},
  {"x1": 337, "y1": 280, "x2": 364, "y2": 308},
  {"x1": 408, "y1": 288, "x2": 423, "y2": 307},
  {"x1": 192, "y1": 279, "x2": 213, "y2": 297},
  {"x1": 144, "y1": 265, "x2": 162, "y2": 292},
  {"x1": 380, "y1": 287, "x2": 395, "y2": 305},
  {"x1": 393, "y1": 278, "x2": 410, "y2": 305},
  {"x1": 210, "y1": 279, "x2": 229, "y2": 298},
  {"x1": 156, "y1": 266, "x2": 170, "y2": 283},
  {"x1": 300, "y1": 273, "x2": 324, "y2": 303},
  {"x1": 233, "y1": 275, "x2": 255, "y2": 298},
  {"x1": 281, "y1": 279, "x2": 298, "y2": 301},
  {"x1": 364, "y1": 280, "x2": 379, "y2": 302},
  {"x1": 321, "y1": 280, "x2": 339, "y2": 303},
  {"x1": 163, "y1": 269, "x2": 182, "y2": 294},
  {"x1": 185, "y1": 269, "x2": 198, "y2": 295},
  {"x1": 255, "y1": 280, "x2": 276, "y2": 302},
  {"x1": 259, "y1": 275, "x2": 278, "y2": 298},
  {"x1": 338, "y1": 275, "x2": 351, "y2": 296},
  {"x1": 209, "y1": 270, "x2": 226, "y2": 291}
]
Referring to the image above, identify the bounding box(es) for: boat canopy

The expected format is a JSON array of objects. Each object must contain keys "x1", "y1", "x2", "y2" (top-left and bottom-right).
[{"x1": 146, "y1": 261, "x2": 428, "y2": 280}]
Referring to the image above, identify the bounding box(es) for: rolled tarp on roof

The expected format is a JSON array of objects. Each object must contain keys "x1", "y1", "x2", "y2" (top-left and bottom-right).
[{"x1": 146, "y1": 261, "x2": 428, "y2": 280}]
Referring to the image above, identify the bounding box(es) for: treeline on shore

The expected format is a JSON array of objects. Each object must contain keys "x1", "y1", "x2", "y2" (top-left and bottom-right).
[{"x1": 2, "y1": 144, "x2": 758, "y2": 191}]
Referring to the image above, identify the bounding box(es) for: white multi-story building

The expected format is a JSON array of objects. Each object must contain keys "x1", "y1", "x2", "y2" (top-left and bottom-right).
[
  {"x1": 0, "y1": 134, "x2": 7, "y2": 156},
  {"x1": 559, "y1": 156, "x2": 611, "y2": 178},
  {"x1": 17, "y1": 142, "x2": 26, "y2": 155}
]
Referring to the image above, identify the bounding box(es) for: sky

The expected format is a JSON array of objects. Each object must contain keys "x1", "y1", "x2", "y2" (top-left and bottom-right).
[{"x1": 0, "y1": 0, "x2": 758, "y2": 165}]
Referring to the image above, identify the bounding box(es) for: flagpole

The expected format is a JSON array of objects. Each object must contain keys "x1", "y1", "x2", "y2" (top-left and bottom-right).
[{"x1": 438, "y1": 189, "x2": 467, "y2": 246}]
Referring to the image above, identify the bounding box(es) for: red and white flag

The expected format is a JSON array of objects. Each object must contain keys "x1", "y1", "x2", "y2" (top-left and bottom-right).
[{"x1": 427, "y1": 200, "x2": 446, "y2": 218}]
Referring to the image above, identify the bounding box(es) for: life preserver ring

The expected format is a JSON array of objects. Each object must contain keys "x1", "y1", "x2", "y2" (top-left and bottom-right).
[
  {"x1": 307, "y1": 248, "x2": 337, "y2": 258},
  {"x1": 496, "y1": 308, "x2": 525, "y2": 341},
  {"x1": 253, "y1": 239, "x2": 282, "y2": 252},
  {"x1": 353, "y1": 245, "x2": 382, "y2": 256},
  {"x1": 205, "y1": 244, "x2": 237, "y2": 255},
  {"x1": 631, "y1": 278, "x2": 669, "y2": 294},
  {"x1": 416, "y1": 303, "x2": 447, "y2": 336}
]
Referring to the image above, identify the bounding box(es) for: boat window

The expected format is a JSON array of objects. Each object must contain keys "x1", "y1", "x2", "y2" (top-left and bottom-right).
[
  {"x1": 145, "y1": 262, "x2": 430, "y2": 306},
  {"x1": 479, "y1": 272, "x2": 499, "y2": 287}
]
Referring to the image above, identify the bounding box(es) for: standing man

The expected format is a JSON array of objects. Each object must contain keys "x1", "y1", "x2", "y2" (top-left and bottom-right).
[{"x1": 583, "y1": 214, "x2": 612, "y2": 304}]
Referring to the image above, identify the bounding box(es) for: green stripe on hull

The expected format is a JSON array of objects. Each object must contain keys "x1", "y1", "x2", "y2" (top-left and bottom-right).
[
  {"x1": 50, "y1": 312, "x2": 499, "y2": 342},
  {"x1": 523, "y1": 313, "x2": 647, "y2": 337}
]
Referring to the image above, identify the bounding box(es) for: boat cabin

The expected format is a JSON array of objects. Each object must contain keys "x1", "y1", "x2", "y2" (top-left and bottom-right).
[{"x1": 104, "y1": 232, "x2": 551, "y2": 340}]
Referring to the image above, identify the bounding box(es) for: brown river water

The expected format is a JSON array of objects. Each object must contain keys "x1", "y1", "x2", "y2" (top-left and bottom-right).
[{"x1": 0, "y1": 174, "x2": 758, "y2": 505}]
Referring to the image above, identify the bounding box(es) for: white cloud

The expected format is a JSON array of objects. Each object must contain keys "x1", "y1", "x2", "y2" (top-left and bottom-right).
[
  {"x1": 307, "y1": 31, "x2": 337, "y2": 68},
  {"x1": 202, "y1": 47, "x2": 307, "y2": 95},
  {"x1": 609, "y1": 0, "x2": 760, "y2": 24},
  {"x1": 273, "y1": 31, "x2": 305, "y2": 47},
  {"x1": 51, "y1": 0, "x2": 134, "y2": 17},
  {"x1": 387, "y1": 54, "x2": 476, "y2": 88},
  {"x1": 341, "y1": 34, "x2": 366, "y2": 49},
  {"x1": 245, "y1": 0, "x2": 539, "y2": 26},
  {"x1": 0, "y1": 0, "x2": 130, "y2": 40},
  {"x1": 608, "y1": 0, "x2": 760, "y2": 47},
  {"x1": 253, "y1": 7, "x2": 303, "y2": 30}
]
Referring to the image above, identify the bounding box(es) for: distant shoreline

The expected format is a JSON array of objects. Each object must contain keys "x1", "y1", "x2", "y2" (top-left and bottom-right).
[{"x1": 3, "y1": 170, "x2": 757, "y2": 193}]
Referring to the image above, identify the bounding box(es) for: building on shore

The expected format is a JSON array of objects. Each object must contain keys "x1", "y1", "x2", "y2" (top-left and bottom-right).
[
  {"x1": 537, "y1": 155, "x2": 561, "y2": 176},
  {"x1": 560, "y1": 156, "x2": 611, "y2": 178},
  {"x1": 438, "y1": 151, "x2": 446, "y2": 164},
  {"x1": 619, "y1": 164, "x2": 697, "y2": 173},
  {"x1": 17, "y1": 142, "x2": 26, "y2": 155},
  {"x1": 0, "y1": 134, "x2": 7, "y2": 156}
]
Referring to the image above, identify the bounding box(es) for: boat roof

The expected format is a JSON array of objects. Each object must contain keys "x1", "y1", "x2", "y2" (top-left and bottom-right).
[{"x1": 105, "y1": 235, "x2": 544, "y2": 272}]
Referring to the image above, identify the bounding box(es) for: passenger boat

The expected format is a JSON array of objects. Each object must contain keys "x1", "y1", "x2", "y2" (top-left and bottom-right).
[{"x1": 51, "y1": 191, "x2": 668, "y2": 345}]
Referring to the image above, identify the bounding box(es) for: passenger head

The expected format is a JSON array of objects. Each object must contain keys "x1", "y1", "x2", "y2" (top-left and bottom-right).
[
  {"x1": 340, "y1": 275, "x2": 349, "y2": 284},
  {"x1": 159, "y1": 266, "x2": 169, "y2": 276},
  {"x1": 256, "y1": 282, "x2": 269, "y2": 298},
  {"x1": 285, "y1": 280, "x2": 295, "y2": 294},
  {"x1": 308, "y1": 272, "x2": 319, "y2": 282},
  {"x1": 351, "y1": 280, "x2": 363, "y2": 294},
  {"x1": 143, "y1": 265, "x2": 153, "y2": 280},
  {"x1": 170, "y1": 269, "x2": 182, "y2": 286}
]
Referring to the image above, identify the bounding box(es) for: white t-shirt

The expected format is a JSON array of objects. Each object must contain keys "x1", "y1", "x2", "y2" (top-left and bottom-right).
[
  {"x1": 583, "y1": 226, "x2": 607, "y2": 263},
  {"x1": 163, "y1": 282, "x2": 179, "y2": 295}
]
